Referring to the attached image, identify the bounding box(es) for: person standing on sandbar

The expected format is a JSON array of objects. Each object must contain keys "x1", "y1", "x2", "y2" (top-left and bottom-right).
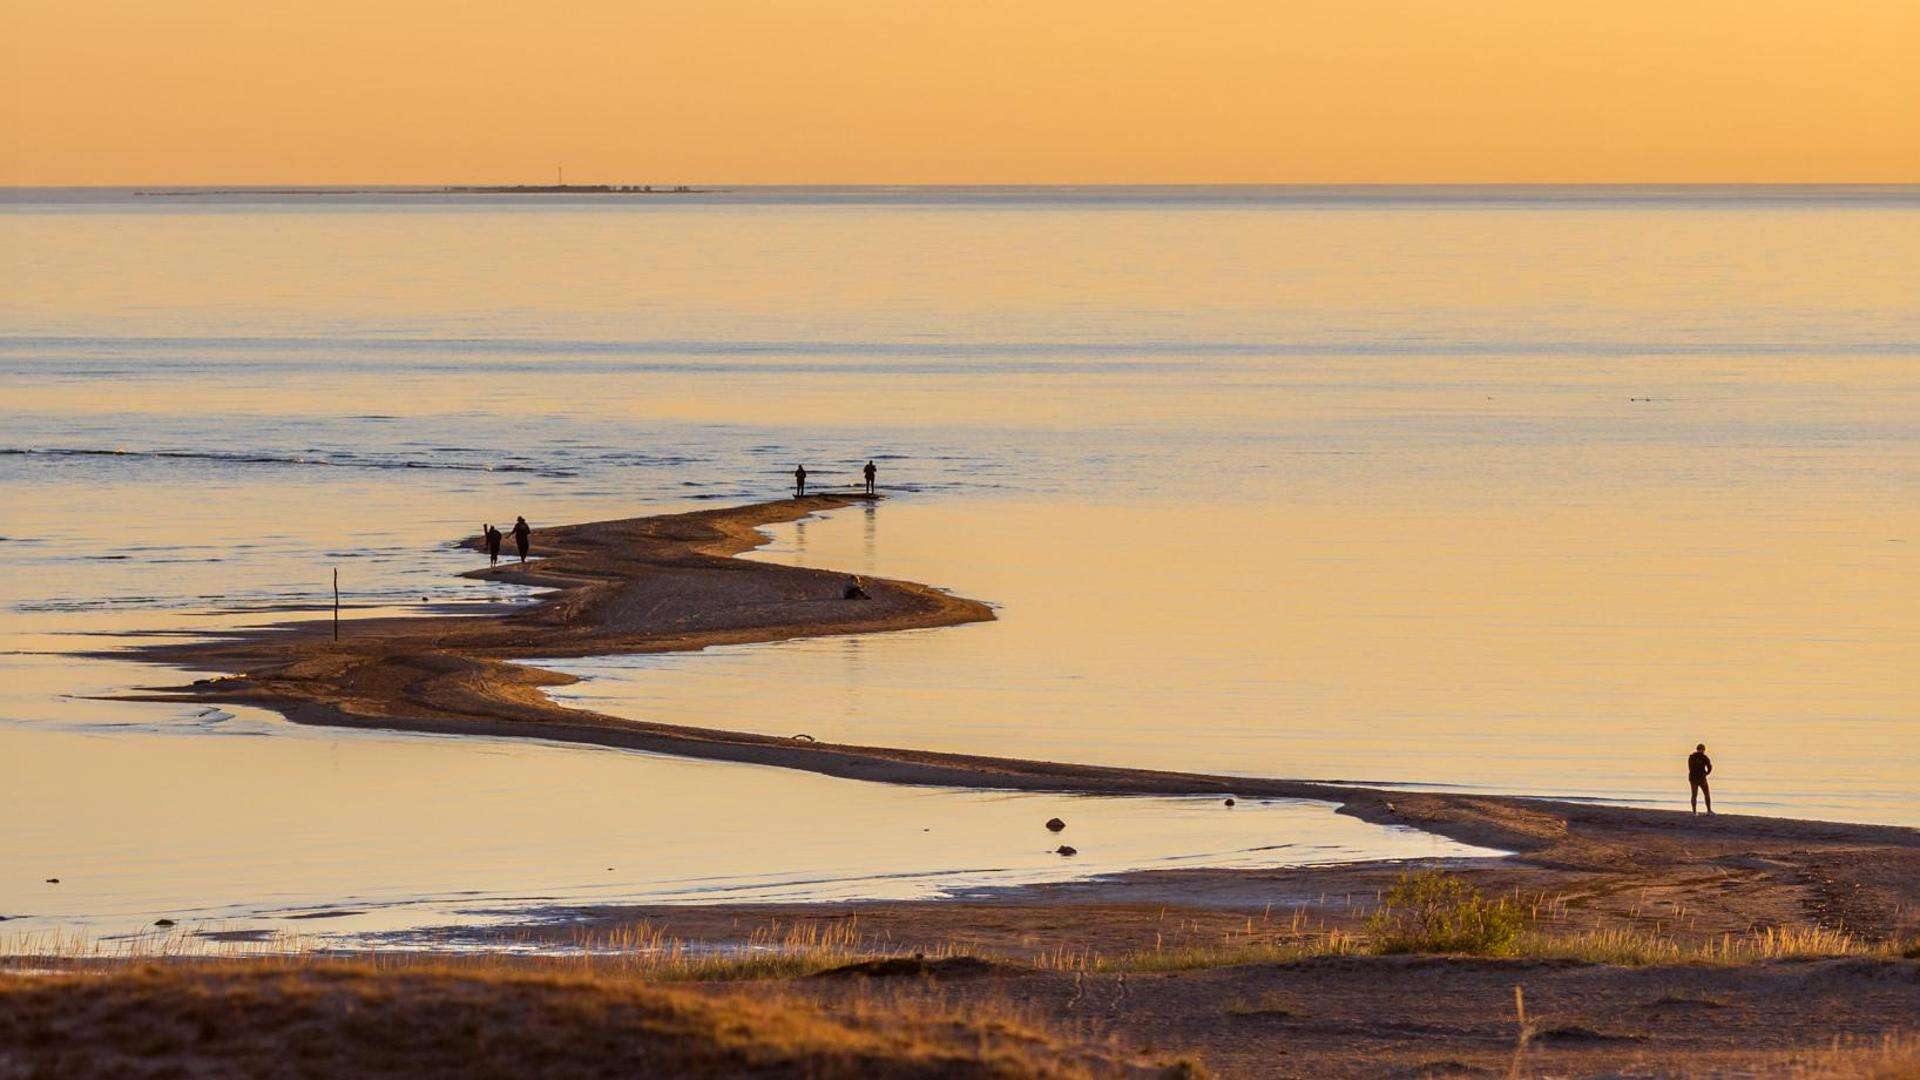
[
  {"x1": 863, "y1": 460, "x2": 877, "y2": 495},
  {"x1": 511, "y1": 516, "x2": 531, "y2": 563},
  {"x1": 483, "y1": 524, "x2": 502, "y2": 565},
  {"x1": 794, "y1": 464, "x2": 808, "y2": 498},
  {"x1": 1688, "y1": 743, "x2": 1713, "y2": 815}
]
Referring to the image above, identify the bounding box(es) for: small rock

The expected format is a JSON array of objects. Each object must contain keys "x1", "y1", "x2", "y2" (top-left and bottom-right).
[
  {"x1": 154, "y1": 918, "x2": 176, "y2": 928},
  {"x1": 1055, "y1": 845, "x2": 1077, "y2": 856},
  {"x1": 1224, "y1": 798, "x2": 1236, "y2": 807},
  {"x1": 1045, "y1": 818, "x2": 1066, "y2": 832},
  {"x1": 44, "y1": 878, "x2": 59, "y2": 884}
]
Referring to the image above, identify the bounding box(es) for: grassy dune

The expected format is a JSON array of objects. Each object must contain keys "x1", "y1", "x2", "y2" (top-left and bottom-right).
[
  {"x1": 0, "y1": 961, "x2": 1196, "y2": 1079},
  {"x1": 7, "y1": 873, "x2": 1916, "y2": 1077}
]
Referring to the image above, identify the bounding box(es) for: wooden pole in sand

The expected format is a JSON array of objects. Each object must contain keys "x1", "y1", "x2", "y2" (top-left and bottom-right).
[{"x1": 333, "y1": 568, "x2": 340, "y2": 642}]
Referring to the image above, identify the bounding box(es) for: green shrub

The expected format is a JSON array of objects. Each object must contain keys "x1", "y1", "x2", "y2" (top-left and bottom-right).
[{"x1": 1365, "y1": 870, "x2": 1529, "y2": 956}]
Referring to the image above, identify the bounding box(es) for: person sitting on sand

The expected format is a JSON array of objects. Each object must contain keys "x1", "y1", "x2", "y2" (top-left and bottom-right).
[
  {"x1": 1688, "y1": 743, "x2": 1713, "y2": 815},
  {"x1": 863, "y1": 460, "x2": 877, "y2": 495},
  {"x1": 483, "y1": 524, "x2": 502, "y2": 565},
  {"x1": 794, "y1": 464, "x2": 808, "y2": 498},
  {"x1": 511, "y1": 516, "x2": 531, "y2": 563}
]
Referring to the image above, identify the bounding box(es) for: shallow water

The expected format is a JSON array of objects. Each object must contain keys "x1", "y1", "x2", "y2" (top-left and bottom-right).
[
  {"x1": 4, "y1": 707, "x2": 1478, "y2": 947},
  {"x1": 2, "y1": 187, "x2": 1916, "y2": 944},
  {"x1": 550, "y1": 495, "x2": 1917, "y2": 823}
]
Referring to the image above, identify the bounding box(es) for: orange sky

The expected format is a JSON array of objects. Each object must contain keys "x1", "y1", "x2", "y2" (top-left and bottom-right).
[{"x1": 3, "y1": 0, "x2": 1916, "y2": 184}]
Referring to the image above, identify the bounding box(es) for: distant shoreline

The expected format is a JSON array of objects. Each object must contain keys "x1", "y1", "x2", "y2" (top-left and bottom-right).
[{"x1": 134, "y1": 185, "x2": 719, "y2": 196}]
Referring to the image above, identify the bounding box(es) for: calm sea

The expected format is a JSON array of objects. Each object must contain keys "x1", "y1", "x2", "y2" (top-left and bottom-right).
[{"x1": 2, "y1": 186, "x2": 1915, "y2": 943}]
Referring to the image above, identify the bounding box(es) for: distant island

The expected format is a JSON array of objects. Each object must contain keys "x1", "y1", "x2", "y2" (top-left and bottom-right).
[{"x1": 444, "y1": 184, "x2": 708, "y2": 194}]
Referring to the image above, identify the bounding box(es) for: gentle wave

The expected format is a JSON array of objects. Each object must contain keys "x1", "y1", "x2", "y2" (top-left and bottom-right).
[
  {"x1": 4, "y1": 334, "x2": 1920, "y2": 360},
  {"x1": 0, "y1": 447, "x2": 577, "y2": 478},
  {"x1": 13, "y1": 582, "x2": 534, "y2": 614}
]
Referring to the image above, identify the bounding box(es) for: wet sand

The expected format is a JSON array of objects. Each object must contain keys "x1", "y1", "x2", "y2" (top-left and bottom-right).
[{"x1": 119, "y1": 496, "x2": 1920, "y2": 945}]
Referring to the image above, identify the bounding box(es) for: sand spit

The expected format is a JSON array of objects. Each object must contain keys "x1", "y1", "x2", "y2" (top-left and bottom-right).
[{"x1": 112, "y1": 496, "x2": 1920, "y2": 940}]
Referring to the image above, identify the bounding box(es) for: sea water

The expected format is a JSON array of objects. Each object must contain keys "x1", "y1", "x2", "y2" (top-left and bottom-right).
[{"x1": 2, "y1": 186, "x2": 1915, "y2": 944}]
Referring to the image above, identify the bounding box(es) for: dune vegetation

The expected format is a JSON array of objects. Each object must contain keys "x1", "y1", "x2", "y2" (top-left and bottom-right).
[{"x1": 0, "y1": 960, "x2": 1198, "y2": 1080}]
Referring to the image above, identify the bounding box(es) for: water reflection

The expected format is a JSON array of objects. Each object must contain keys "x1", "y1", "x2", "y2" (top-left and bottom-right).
[
  {"x1": 546, "y1": 496, "x2": 1920, "y2": 825},
  {"x1": 3, "y1": 189, "x2": 1915, "y2": 947},
  {"x1": 1, "y1": 702, "x2": 1488, "y2": 949}
]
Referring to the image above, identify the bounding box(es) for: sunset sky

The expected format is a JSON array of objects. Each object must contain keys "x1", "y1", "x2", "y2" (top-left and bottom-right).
[{"x1": 4, "y1": 0, "x2": 1916, "y2": 185}]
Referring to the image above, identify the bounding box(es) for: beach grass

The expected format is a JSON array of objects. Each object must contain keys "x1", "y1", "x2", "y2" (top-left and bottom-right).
[
  {"x1": 7, "y1": 890, "x2": 1913, "y2": 1079},
  {"x1": 0, "y1": 959, "x2": 1199, "y2": 1079},
  {"x1": 3, "y1": 919, "x2": 1897, "y2": 980},
  {"x1": 1781, "y1": 1033, "x2": 1920, "y2": 1079},
  {"x1": 6, "y1": 872, "x2": 1910, "y2": 979}
]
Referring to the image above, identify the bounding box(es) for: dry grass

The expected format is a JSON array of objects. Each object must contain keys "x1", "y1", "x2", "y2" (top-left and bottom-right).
[
  {"x1": 1512, "y1": 924, "x2": 1876, "y2": 966},
  {"x1": 4, "y1": 918, "x2": 905, "y2": 983},
  {"x1": 8, "y1": 905, "x2": 1896, "y2": 984},
  {"x1": 1781, "y1": 1033, "x2": 1920, "y2": 1079},
  {"x1": 1065, "y1": 871, "x2": 1910, "y2": 970},
  {"x1": 0, "y1": 960, "x2": 1201, "y2": 1079},
  {"x1": 4, "y1": 899, "x2": 1911, "y2": 1079},
  {"x1": 1, "y1": 925, "x2": 311, "y2": 962},
  {"x1": 6, "y1": 874, "x2": 1908, "y2": 991},
  {"x1": 542, "y1": 918, "x2": 889, "y2": 980},
  {"x1": 1080, "y1": 931, "x2": 1358, "y2": 973}
]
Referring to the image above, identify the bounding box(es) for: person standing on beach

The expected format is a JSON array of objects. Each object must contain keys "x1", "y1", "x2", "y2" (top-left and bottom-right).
[
  {"x1": 1688, "y1": 744, "x2": 1713, "y2": 815},
  {"x1": 863, "y1": 460, "x2": 877, "y2": 495},
  {"x1": 483, "y1": 524, "x2": 502, "y2": 565},
  {"x1": 511, "y1": 516, "x2": 531, "y2": 563},
  {"x1": 794, "y1": 464, "x2": 808, "y2": 498}
]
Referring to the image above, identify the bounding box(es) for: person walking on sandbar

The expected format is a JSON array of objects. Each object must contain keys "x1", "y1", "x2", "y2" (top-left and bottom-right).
[
  {"x1": 511, "y1": 516, "x2": 531, "y2": 563},
  {"x1": 794, "y1": 464, "x2": 808, "y2": 498},
  {"x1": 863, "y1": 460, "x2": 877, "y2": 495},
  {"x1": 483, "y1": 524, "x2": 502, "y2": 565},
  {"x1": 1688, "y1": 743, "x2": 1713, "y2": 815}
]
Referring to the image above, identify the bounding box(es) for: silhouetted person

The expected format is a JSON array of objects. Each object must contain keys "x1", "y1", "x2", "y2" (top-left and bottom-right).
[
  {"x1": 1688, "y1": 744, "x2": 1713, "y2": 815},
  {"x1": 511, "y1": 516, "x2": 530, "y2": 563},
  {"x1": 863, "y1": 460, "x2": 877, "y2": 495},
  {"x1": 483, "y1": 524, "x2": 502, "y2": 565},
  {"x1": 794, "y1": 464, "x2": 807, "y2": 498}
]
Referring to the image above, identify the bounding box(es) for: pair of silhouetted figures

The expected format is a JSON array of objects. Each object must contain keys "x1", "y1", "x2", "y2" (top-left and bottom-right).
[
  {"x1": 481, "y1": 517, "x2": 530, "y2": 565},
  {"x1": 793, "y1": 460, "x2": 878, "y2": 498}
]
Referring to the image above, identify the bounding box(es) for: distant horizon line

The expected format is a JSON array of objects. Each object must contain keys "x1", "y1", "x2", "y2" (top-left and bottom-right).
[{"x1": 6, "y1": 181, "x2": 1919, "y2": 190}]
